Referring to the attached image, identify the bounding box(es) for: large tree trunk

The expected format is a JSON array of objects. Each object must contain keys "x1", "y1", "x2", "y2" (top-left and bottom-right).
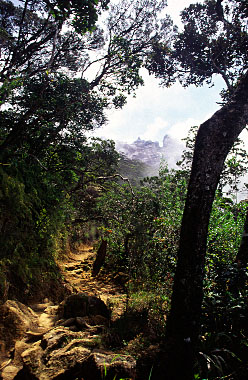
[
  {"x1": 92, "y1": 239, "x2": 107, "y2": 276},
  {"x1": 154, "y1": 72, "x2": 248, "y2": 380}
]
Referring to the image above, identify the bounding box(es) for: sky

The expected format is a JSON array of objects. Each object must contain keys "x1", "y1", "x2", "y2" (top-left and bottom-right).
[
  {"x1": 96, "y1": 69, "x2": 225, "y2": 145},
  {"x1": 91, "y1": 0, "x2": 244, "y2": 147}
]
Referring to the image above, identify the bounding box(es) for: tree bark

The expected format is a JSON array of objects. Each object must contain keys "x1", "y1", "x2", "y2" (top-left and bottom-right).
[
  {"x1": 155, "y1": 71, "x2": 248, "y2": 380},
  {"x1": 92, "y1": 239, "x2": 107, "y2": 276}
]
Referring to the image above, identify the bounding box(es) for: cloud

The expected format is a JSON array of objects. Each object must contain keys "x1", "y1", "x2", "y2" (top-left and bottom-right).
[
  {"x1": 167, "y1": 117, "x2": 203, "y2": 143},
  {"x1": 92, "y1": 67, "x2": 225, "y2": 146},
  {"x1": 140, "y1": 117, "x2": 168, "y2": 141}
]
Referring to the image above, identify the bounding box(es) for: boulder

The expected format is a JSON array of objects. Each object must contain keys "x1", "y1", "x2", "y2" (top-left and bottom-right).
[
  {"x1": 0, "y1": 300, "x2": 38, "y2": 354},
  {"x1": 61, "y1": 293, "x2": 110, "y2": 320},
  {"x1": 15, "y1": 327, "x2": 136, "y2": 380}
]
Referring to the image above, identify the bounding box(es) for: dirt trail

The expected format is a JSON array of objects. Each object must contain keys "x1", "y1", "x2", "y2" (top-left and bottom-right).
[
  {"x1": 58, "y1": 245, "x2": 127, "y2": 319},
  {"x1": 0, "y1": 245, "x2": 127, "y2": 377}
]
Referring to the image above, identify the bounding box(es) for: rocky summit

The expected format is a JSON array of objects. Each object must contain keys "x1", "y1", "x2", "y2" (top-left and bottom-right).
[{"x1": 116, "y1": 135, "x2": 184, "y2": 175}]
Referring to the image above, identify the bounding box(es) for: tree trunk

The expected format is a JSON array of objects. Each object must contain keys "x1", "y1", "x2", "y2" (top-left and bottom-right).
[
  {"x1": 155, "y1": 72, "x2": 248, "y2": 380},
  {"x1": 92, "y1": 239, "x2": 107, "y2": 276}
]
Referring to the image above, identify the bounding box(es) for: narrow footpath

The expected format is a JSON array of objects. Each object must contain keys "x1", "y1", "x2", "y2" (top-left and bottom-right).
[{"x1": 58, "y1": 245, "x2": 127, "y2": 319}]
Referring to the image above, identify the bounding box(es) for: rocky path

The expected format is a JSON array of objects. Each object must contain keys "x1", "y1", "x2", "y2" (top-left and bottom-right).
[
  {"x1": 58, "y1": 245, "x2": 127, "y2": 319},
  {"x1": 0, "y1": 245, "x2": 132, "y2": 380}
]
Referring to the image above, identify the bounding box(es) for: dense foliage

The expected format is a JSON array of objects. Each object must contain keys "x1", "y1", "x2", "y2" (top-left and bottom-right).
[
  {"x1": 93, "y1": 157, "x2": 248, "y2": 379},
  {"x1": 0, "y1": 0, "x2": 173, "y2": 299},
  {"x1": 0, "y1": 1, "x2": 248, "y2": 379}
]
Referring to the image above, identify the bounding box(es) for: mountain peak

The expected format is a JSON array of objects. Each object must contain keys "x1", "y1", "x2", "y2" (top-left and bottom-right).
[{"x1": 116, "y1": 135, "x2": 184, "y2": 175}]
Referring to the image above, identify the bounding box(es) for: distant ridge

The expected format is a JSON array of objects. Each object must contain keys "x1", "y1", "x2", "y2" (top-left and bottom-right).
[{"x1": 116, "y1": 135, "x2": 184, "y2": 178}]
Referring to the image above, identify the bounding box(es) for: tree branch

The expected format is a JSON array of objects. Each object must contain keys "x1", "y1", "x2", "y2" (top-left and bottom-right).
[{"x1": 97, "y1": 174, "x2": 135, "y2": 197}]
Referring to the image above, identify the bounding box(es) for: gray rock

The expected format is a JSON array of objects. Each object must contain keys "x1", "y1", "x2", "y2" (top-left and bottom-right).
[{"x1": 62, "y1": 293, "x2": 110, "y2": 320}]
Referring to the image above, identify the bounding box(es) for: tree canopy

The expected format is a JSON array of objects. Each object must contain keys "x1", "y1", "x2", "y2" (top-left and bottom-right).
[
  {"x1": 150, "y1": 0, "x2": 248, "y2": 99},
  {"x1": 0, "y1": 0, "x2": 173, "y2": 161}
]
